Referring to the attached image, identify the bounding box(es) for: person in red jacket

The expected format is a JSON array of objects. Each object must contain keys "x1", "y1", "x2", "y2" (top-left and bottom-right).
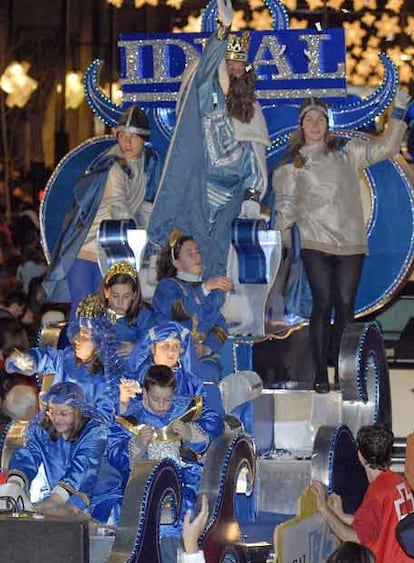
[{"x1": 312, "y1": 424, "x2": 414, "y2": 563}]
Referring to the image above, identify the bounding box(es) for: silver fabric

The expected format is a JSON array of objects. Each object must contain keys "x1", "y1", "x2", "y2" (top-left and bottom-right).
[{"x1": 273, "y1": 119, "x2": 407, "y2": 256}]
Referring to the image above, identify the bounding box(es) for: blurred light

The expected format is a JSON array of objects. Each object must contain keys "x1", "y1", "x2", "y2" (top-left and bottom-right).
[
  {"x1": 0, "y1": 61, "x2": 38, "y2": 108},
  {"x1": 65, "y1": 71, "x2": 84, "y2": 109}
]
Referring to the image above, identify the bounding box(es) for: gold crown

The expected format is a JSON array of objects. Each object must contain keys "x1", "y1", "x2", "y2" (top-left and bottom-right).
[
  {"x1": 168, "y1": 227, "x2": 184, "y2": 249},
  {"x1": 76, "y1": 294, "x2": 107, "y2": 319},
  {"x1": 225, "y1": 32, "x2": 250, "y2": 62},
  {"x1": 105, "y1": 261, "x2": 138, "y2": 283}
]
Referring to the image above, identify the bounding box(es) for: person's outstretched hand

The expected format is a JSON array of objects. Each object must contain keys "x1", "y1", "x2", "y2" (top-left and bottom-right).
[
  {"x1": 217, "y1": 0, "x2": 234, "y2": 27},
  {"x1": 183, "y1": 494, "x2": 209, "y2": 554},
  {"x1": 395, "y1": 89, "x2": 412, "y2": 110}
]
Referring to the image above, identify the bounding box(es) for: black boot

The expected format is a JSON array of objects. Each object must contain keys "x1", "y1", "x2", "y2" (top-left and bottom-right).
[{"x1": 313, "y1": 378, "x2": 330, "y2": 394}]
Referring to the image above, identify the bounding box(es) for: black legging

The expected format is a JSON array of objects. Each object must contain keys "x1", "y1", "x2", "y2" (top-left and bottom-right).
[{"x1": 301, "y1": 249, "x2": 365, "y2": 384}]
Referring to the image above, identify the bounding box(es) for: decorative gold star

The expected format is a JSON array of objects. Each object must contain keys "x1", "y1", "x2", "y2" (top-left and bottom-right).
[
  {"x1": 343, "y1": 21, "x2": 367, "y2": 46},
  {"x1": 232, "y1": 10, "x2": 248, "y2": 30},
  {"x1": 368, "y1": 74, "x2": 381, "y2": 86},
  {"x1": 398, "y1": 63, "x2": 412, "y2": 85},
  {"x1": 327, "y1": 0, "x2": 345, "y2": 10},
  {"x1": 351, "y1": 73, "x2": 367, "y2": 86},
  {"x1": 373, "y1": 14, "x2": 400, "y2": 39},
  {"x1": 405, "y1": 16, "x2": 414, "y2": 36},
  {"x1": 282, "y1": 0, "x2": 298, "y2": 9},
  {"x1": 305, "y1": 0, "x2": 324, "y2": 10},
  {"x1": 251, "y1": 9, "x2": 273, "y2": 30},
  {"x1": 385, "y1": 0, "x2": 404, "y2": 13},
  {"x1": 361, "y1": 13, "x2": 376, "y2": 27},
  {"x1": 367, "y1": 35, "x2": 381, "y2": 47},
  {"x1": 250, "y1": 0, "x2": 265, "y2": 8},
  {"x1": 180, "y1": 14, "x2": 202, "y2": 32},
  {"x1": 290, "y1": 18, "x2": 308, "y2": 29},
  {"x1": 385, "y1": 45, "x2": 403, "y2": 64},
  {"x1": 351, "y1": 45, "x2": 363, "y2": 57},
  {"x1": 353, "y1": 0, "x2": 377, "y2": 10},
  {"x1": 166, "y1": 0, "x2": 184, "y2": 8},
  {"x1": 345, "y1": 54, "x2": 357, "y2": 75}
]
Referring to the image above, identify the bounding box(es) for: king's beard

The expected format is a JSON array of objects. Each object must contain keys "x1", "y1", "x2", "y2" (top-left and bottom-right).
[{"x1": 226, "y1": 71, "x2": 257, "y2": 124}]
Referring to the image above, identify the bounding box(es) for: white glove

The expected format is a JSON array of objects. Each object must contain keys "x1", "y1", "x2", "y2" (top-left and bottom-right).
[
  {"x1": 217, "y1": 0, "x2": 234, "y2": 27},
  {"x1": 394, "y1": 89, "x2": 411, "y2": 110},
  {"x1": 239, "y1": 200, "x2": 261, "y2": 219},
  {"x1": 0, "y1": 482, "x2": 34, "y2": 512},
  {"x1": 5, "y1": 351, "x2": 35, "y2": 375}
]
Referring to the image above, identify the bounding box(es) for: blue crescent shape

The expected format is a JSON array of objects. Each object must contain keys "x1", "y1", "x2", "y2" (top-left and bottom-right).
[
  {"x1": 356, "y1": 155, "x2": 414, "y2": 316},
  {"x1": 83, "y1": 59, "x2": 124, "y2": 127},
  {"x1": 201, "y1": 0, "x2": 290, "y2": 32},
  {"x1": 40, "y1": 135, "x2": 117, "y2": 262}
]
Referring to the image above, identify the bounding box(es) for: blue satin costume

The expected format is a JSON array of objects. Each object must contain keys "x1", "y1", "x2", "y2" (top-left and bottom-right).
[
  {"x1": 128, "y1": 322, "x2": 204, "y2": 397},
  {"x1": 9, "y1": 411, "x2": 108, "y2": 513},
  {"x1": 114, "y1": 307, "x2": 155, "y2": 344},
  {"x1": 108, "y1": 393, "x2": 224, "y2": 537},
  {"x1": 148, "y1": 33, "x2": 265, "y2": 278},
  {"x1": 152, "y1": 279, "x2": 228, "y2": 382},
  {"x1": 43, "y1": 148, "x2": 160, "y2": 307},
  {"x1": 18, "y1": 346, "x2": 116, "y2": 421}
]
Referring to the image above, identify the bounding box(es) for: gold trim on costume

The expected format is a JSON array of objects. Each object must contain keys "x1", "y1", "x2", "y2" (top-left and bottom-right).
[
  {"x1": 57, "y1": 481, "x2": 90, "y2": 506},
  {"x1": 115, "y1": 416, "x2": 147, "y2": 436},
  {"x1": 210, "y1": 325, "x2": 228, "y2": 344},
  {"x1": 105, "y1": 261, "x2": 138, "y2": 284}
]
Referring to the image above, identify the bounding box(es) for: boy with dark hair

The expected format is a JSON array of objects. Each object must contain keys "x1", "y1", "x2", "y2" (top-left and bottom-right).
[
  {"x1": 111, "y1": 364, "x2": 224, "y2": 562},
  {"x1": 312, "y1": 424, "x2": 414, "y2": 562}
]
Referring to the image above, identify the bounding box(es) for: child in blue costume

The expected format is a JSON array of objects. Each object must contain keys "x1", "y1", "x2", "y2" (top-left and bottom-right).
[
  {"x1": 152, "y1": 231, "x2": 232, "y2": 383},
  {"x1": 109, "y1": 365, "x2": 224, "y2": 563},
  {"x1": 100, "y1": 261, "x2": 155, "y2": 351},
  {"x1": 7, "y1": 382, "x2": 108, "y2": 517},
  {"x1": 127, "y1": 322, "x2": 202, "y2": 399},
  {"x1": 5, "y1": 294, "x2": 117, "y2": 421}
]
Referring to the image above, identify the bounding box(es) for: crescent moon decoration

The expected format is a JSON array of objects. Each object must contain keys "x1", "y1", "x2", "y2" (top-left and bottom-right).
[
  {"x1": 83, "y1": 59, "x2": 124, "y2": 128},
  {"x1": 201, "y1": 0, "x2": 290, "y2": 32},
  {"x1": 40, "y1": 136, "x2": 117, "y2": 262}
]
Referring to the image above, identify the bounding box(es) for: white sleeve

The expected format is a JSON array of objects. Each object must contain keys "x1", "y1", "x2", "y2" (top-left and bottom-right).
[{"x1": 179, "y1": 552, "x2": 206, "y2": 563}]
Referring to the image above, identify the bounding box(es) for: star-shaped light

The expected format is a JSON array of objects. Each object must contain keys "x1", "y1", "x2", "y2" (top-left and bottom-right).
[
  {"x1": 362, "y1": 47, "x2": 382, "y2": 67},
  {"x1": 343, "y1": 21, "x2": 367, "y2": 46},
  {"x1": 374, "y1": 14, "x2": 400, "y2": 39},
  {"x1": 361, "y1": 13, "x2": 376, "y2": 27},
  {"x1": 385, "y1": 45, "x2": 403, "y2": 64},
  {"x1": 351, "y1": 72, "x2": 368, "y2": 85},
  {"x1": 251, "y1": 9, "x2": 273, "y2": 30},
  {"x1": 180, "y1": 14, "x2": 202, "y2": 32},
  {"x1": 282, "y1": 0, "x2": 298, "y2": 9},
  {"x1": 398, "y1": 63, "x2": 413, "y2": 84},
  {"x1": 353, "y1": 0, "x2": 377, "y2": 11},
  {"x1": 290, "y1": 18, "x2": 308, "y2": 29},
  {"x1": 405, "y1": 16, "x2": 414, "y2": 36},
  {"x1": 250, "y1": 0, "x2": 265, "y2": 8},
  {"x1": 345, "y1": 54, "x2": 357, "y2": 75},
  {"x1": 385, "y1": 0, "x2": 404, "y2": 13},
  {"x1": 166, "y1": 0, "x2": 184, "y2": 8},
  {"x1": 351, "y1": 45, "x2": 363, "y2": 57},
  {"x1": 232, "y1": 10, "x2": 248, "y2": 30},
  {"x1": 327, "y1": 0, "x2": 345, "y2": 10},
  {"x1": 366, "y1": 35, "x2": 381, "y2": 48},
  {"x1": 305, "y1": 0, "x2": 324, "y2": 9}
]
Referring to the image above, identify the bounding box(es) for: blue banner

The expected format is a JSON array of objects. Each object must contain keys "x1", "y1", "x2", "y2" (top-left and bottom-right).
[{"x1": 118, "y1": 28, "x2": 346, "y2": 107}]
